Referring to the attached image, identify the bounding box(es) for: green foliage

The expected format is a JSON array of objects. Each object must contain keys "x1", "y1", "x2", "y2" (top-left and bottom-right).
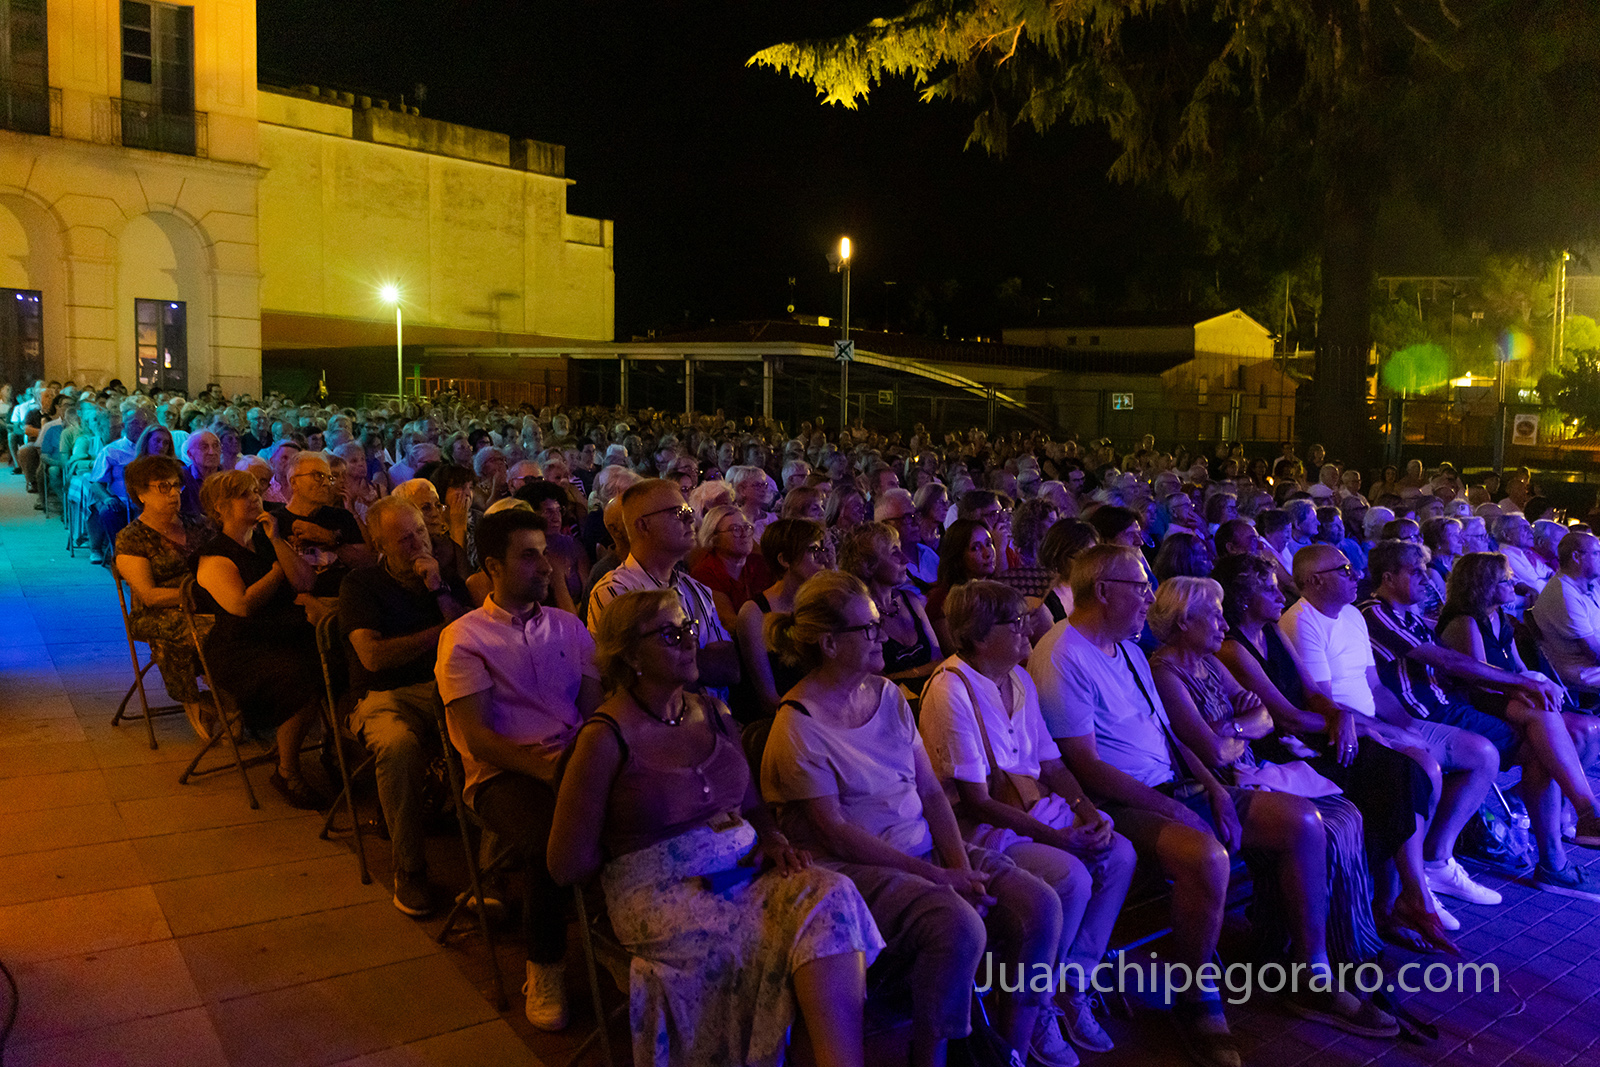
[
  {"x1": 1542, "y1": 354, "x2": 1600, "y2": 434},
  {"x1": 1564, "y1": 314, "x2": 1600, "y2": 357},
  {"x1": 751, "y1": 1, "x2": 1600, "y2": 267}
]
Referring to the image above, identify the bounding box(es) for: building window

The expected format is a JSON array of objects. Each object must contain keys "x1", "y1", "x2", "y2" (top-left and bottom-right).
[
  {"x1": 1089, "y1": 335, "x2": 1101, "y2": 346},
  {"x1": 0, "y1": 288, "x2": 43, "y2": 389},
  {"x1": 1067, "y1": 335, "x2": 1078, "y2": 346},
  {"x1": 135, "y1": 299, "x2": 187, "y2": 393},
  {"x1": 0, "y1": 0, "x2": 49, "y2": 135},
  {"x1": 120, "y1": 0, "x2": 196, "y2": 155},
  {"x1": 1198, "y1": 374, "x2": 1209, "y2": 406}
]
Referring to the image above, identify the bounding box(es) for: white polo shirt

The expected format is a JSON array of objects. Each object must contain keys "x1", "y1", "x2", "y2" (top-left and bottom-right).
[
  {"x1": 1532, "y1": 573, "x2": 1600, "y2": 692},
  {"x1": 920, "y1": 655, "x2": 1061, "y2": 785},
  {"x1": 435, "y1": 597, "x2": 599, "y2": 804},
  {"x1": 1279, "y1": 599, "x2": 1376, "y2": 716}
]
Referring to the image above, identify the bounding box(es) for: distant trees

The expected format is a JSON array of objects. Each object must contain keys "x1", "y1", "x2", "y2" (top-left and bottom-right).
[{"x1": 753, "y1": 0, "x2": 1600, "y2": 464}]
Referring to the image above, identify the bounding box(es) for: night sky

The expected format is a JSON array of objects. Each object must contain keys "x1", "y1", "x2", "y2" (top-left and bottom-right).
[{"x1": 258, "y1": 1, "x2": 1225, "y2": 341}]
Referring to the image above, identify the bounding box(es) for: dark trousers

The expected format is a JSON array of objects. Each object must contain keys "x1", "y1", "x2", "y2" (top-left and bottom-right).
[{"x1": 473, "y1": 771, "x2": 566, "y2": 965}]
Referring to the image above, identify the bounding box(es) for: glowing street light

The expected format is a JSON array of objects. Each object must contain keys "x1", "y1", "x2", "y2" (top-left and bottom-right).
[
  {"x1": 833, "y1": 237, "x2": 852, "y2": 432},
  {"x1": 380, "y1": 284, "x2": 403, "y2": 401}
]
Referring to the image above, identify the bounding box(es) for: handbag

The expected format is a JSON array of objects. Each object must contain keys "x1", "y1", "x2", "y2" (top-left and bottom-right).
[{"x1": 939, "y1": 665, "x2": 1044, "y2": 811}]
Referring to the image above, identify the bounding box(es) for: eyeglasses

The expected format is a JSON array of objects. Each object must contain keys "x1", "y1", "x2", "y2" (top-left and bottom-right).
[
  {"x1": 804, "y1": 542, "x2": 830, "y2": 559},
  {"x1": 293, "y1": 472, "x2": 336, "y2": 485},
  {"x1": 1315, "y1": 563, "x2": 1354, "y2": 578},
  {"x1": 834, "y1": 620, "x2": 885, "y2": 642},
  {"x1": 650, "y1": 620, "x2": 699, "y2": 647},
  {"x1": 718, "y1": 522, "x2": 755, "y2": 537},
  {"x1": 640, "y1": 503, "x2": 694, "y2": 526},
  {"x1": 147, "y1": 480, "x2": 182, "y2": 494},
  {"x1": 996, "y1": 615, "x2": 1031, "y2": 634}
]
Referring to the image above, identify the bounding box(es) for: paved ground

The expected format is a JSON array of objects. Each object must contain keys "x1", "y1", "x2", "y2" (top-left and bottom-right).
[{"x1": 1, "y1": 471, "x2": 1598, "y2": 1066}]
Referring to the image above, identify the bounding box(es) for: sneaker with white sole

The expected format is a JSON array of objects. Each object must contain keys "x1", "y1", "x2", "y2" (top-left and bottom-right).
[
  {"x1": 1060, "y1": 991, "x2": 1114, "y2": 1053},
  {"x1": 523, "y1": 960, "x2": 569, "y2": 1031},
  {"x1": 1030, "y1": 1003, "x2": 1080, "y2": 1067},
  {"x1": 1533, "y1": 861, "x2": 1600, "y2": 902},
  {"x1": 1426, "y1": 886, "x2": 1461, "y2": 931},
  {"x1": 1426, "y1": 857, "x2": 1502, "y2": 906}
]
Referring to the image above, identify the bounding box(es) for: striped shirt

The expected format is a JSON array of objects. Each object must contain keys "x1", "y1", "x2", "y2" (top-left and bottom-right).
[
  {"x1": 586, "y1": 556, "x2": 732, "y2": 648},
  {"x1": 1359, "y1": 597, "x2": 1450, "y2": 719}
]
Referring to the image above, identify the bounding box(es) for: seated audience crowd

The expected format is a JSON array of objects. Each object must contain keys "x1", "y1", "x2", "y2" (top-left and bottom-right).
[{"x1": 18, "y1": 373, "x2": 1600, "y2": 1067}]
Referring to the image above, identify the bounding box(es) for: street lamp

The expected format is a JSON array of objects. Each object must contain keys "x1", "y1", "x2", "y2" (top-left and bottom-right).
[
  {"x1": 380, "y1": 284, "x2": 403, "y2": 402},
  {"x1": 835, "y1": 237, "x2": 851, "y2": 432}
]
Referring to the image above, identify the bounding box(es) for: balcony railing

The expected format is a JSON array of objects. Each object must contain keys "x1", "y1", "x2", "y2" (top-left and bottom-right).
[
  {"x1": 0, "y1": 81, "x2": 59, "y2": 137},
  {"x1": 94, "y1": 97, "x2": 207, "y2": 157}
]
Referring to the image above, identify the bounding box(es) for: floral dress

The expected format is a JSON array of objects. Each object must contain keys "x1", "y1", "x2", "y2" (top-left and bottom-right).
[{"x1": 114, "y1": 516, "x2": 211, "y2": 702}]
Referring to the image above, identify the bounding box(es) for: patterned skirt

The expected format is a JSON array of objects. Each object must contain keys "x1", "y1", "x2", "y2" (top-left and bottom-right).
[{"x1": 602, "y1": 819, "x2": 885, "y2": 1067}]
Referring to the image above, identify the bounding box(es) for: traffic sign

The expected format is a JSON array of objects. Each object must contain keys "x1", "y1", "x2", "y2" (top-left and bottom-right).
[
  {"x1": 834, "y1": 339, "x2": 854, "y2": 363},
  {"x1": 877, "y1": 390, "x2": 895, "y2": 405}
]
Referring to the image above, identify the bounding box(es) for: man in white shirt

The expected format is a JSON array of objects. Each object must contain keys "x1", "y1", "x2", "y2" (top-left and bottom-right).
[
  {"x1": 437, "y1": 508, "x2": 603, "y2": 1032},
  {"x1": 1493, "y1": 513, "x2": 1552, "y2": 611},
  {"x1": 586, "y1": 478, "x2": 739, "y2": 694},
  {"x1": 1029, "y1": 544, "x2": 1243, "y2": 1066},
  {"x1": 1532, "y1": 531, "x2": 1600, "y2": 700}
]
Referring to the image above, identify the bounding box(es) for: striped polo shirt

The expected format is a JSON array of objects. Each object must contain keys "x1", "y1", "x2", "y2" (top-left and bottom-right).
[{"x1": 1359, "y1": 597, "x2": 1450, "y2": 718}]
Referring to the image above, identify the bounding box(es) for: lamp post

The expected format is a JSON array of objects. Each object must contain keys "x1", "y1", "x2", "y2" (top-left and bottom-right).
[
  {"x1": 380, "y1": 284, "x2": 403, "y2": 402},
  {"x1": 837, "y1": 237, "x2": 851, "y2": 432}
]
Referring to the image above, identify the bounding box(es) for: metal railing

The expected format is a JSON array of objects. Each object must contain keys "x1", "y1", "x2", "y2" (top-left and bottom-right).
[
  {"x1": 0, "y1": 81, "x2": 58, "y2": 136},
  {"x1": 94, "y1": 97, "x2": 207, "y2": 157}
]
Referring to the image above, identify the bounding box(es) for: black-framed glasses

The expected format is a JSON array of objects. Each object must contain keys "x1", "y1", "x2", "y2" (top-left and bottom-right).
[
  {"x1": 804, "y1": 542, "x2": 830, "y2": 559},
  {"x1": 834, "y1": 620, "x2": 885, "y2": 642},
  {"x1": 1315, "y1": 563, "x2": 1354, "y2": 578},
  {"x1": 651, "y1": 620, "x2": 699, "y2": 647},
  {"x1": 147, "y1": 480, "x2": 182, "y2": 494},
  {"x1": 641, "y1": 503, "x2": 694, "y2": 526}
]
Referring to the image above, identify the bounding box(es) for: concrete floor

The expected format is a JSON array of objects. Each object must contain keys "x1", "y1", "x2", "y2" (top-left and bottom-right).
[{"x1": 3, "y1": 470, "x2": 1600, "y2": 1066}]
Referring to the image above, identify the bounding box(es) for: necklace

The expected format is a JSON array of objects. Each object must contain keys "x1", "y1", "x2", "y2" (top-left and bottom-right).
[
  {"x1": 632, "y1": 688, "x2": 687, "y2": 727},
  {"x1": 874, "y1": 591, "x2": 903, "y2": 619}
]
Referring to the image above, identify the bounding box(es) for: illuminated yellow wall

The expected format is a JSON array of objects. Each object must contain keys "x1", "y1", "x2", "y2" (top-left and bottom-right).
[
  {"x1": 257, "y1": 89, "x2": 614, "y2": 348},
  {"x1": 0, "y1": 3, "x2": 612, "y2": 397}
]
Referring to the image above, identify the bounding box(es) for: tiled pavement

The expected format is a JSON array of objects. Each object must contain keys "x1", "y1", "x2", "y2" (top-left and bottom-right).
[{"x1": 2, "y1": 471, "x2": 1599, "y2": 1066}]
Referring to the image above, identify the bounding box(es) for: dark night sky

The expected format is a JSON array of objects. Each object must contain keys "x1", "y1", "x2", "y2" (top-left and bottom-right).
[{"x1": 257, "y1": 1, "x2": 1219, "y2": 340}]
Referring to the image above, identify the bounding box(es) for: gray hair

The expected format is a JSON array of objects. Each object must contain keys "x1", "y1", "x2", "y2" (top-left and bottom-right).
[
  {"x1": 1147, "y1": 576, "x2": 1223, "y2": 645},
  {"x1": 697, "y1": 504, "x2": 746, "y2": 549},
  {"x1": 472, "y1": 446, "x2": 506, "y2": 477},
  {"x1": 944, "y1": 580, "x2": 1027, "y2": 656}
]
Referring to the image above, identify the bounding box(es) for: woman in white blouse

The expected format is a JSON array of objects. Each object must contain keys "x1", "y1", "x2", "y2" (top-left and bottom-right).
[{"x1": 920, "y1": 580, "x2": 1135, "y2": 1062}]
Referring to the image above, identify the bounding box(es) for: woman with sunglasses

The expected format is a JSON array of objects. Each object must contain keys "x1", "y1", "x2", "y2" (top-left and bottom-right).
[
  {"x1": 736, "y1": 519, "x2": 829, "y2": 718},
  {"x1": 691, "y1": 503, "x2": 768, "y2": 626},
  {"x1": 114, "y1": 454, "x2": 216, "y2": 740},
  {"x1": 550, "y1": 588, "x2": 881, "y2": 1067},
  {"x1": 762, "y1": 571, "x2": 1060, "y2": 1067},
  {"x1": 919, "y1": 579, "x2": 1135, "y2": 1063}
]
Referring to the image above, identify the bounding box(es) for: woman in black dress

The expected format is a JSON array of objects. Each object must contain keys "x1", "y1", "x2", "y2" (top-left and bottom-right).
[{"x1": 195, "y1": 469, "x2": 327, "y2": 810}]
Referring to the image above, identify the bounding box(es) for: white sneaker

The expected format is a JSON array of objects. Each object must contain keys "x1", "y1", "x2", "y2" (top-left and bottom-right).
[
  {"x1": 1425, "y1": 886, "x2": 1460, "y2": 932},
  {"x1": 523, "y1": 960, "x2": 569, "y2": 1031},
  {"x1": 1030, "y1": 1003, "x2": 1080, "y2": 1067},
  {"x1": 1426, "y1": 857, "x2": 1503, "y2": 906},
  {"x1": 1061, "y1": 991, "x2": 1114, "y2": 1053}
]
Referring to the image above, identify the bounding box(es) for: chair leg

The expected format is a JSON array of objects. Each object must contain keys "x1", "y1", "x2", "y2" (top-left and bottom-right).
[
  {"x1": 179, "y1": 698, "x2": 261, "y2": 810},
  {"x1": 115, "y1": 632, "x2": 161, "y2": 750},
  {"x1": 445, "y1": 806, "x2": 510, "y2": 1012},
  {"x1": 319, "y1": 707, "x2": 372, "y2": 885},
  {"x1": 573, "y1": 888, "x2": 619, "y2": 1067}
]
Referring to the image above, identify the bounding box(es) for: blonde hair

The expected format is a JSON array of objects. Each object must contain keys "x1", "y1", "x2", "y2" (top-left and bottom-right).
[
  {"x1": 593, "y1": 588, "x2": 681, "y2": 694},
  {"x1": 1147, "y1": 576, "x2": 1223, "y2": 645},
  {"x1": 764, "y1": 571, "x2": 871, "y2": 671},
  {"x1": 199, "y1": 469, "x2": 259, "y2": 523},
  {"x1": 1068, "y1": 543, "x2": 1143, "y2": 605},
  {"x1": 835, "y1": 521, "x2": 898, "y2": 581},
  {"x1": 697, "y1": 503, "x2": 745, "y2": 549}
]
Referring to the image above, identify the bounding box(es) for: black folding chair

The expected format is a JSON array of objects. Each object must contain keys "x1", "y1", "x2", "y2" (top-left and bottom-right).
[
  {"x1": 176, "y1": 575, "x2": 263, "y2": 808},
  {"x1": 568, "y1": 883, "x2": 629, "y2": 1067},
  {"x1": 109, "y1": 559, "x2": 186, "y2": 749},
  {"x1": 314, "y1": 611, "x2": 372, "y2": 885},
  {"x1": 429, "y1": 696, "x2": 512, "y2": 1012}
]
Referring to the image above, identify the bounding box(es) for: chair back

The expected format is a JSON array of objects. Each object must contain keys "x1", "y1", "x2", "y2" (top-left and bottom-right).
[
  {"x1": 179, "y1": 574, "x2": 224, "y2": 698},
  {"x1": 110, "y1": 557, "x2": 136, "y2": 628},
  {"x1": 740, "y1": 717, "x2": 774, "y2": 783}
]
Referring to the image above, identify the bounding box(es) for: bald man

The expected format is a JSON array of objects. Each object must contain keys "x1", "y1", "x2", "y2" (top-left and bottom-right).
[
  {"x1": 585, "y1": 478, "x2": 739, "y2": 692},
  {"x1": 268, "y1": 451, "x2": 374, "y2": 596},
  {"x1": 1532, "y1": 531, "x2": 1600, "y2": 700}
]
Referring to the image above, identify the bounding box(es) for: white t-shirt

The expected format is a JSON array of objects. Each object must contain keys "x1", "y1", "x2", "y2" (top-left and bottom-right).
[
  {"x1": 1531, "y1": 573, "x2": 1600, "y2": 692},
  {"x1": 1028, "y1": 620, "x2": 1176, "y2": 788},
  {"x1": 1279, "y1": 599, "x2": 1376, "y2": 716},
  {"x1": 919, "y1": 656, "x2": 1061, "y2": 785}
]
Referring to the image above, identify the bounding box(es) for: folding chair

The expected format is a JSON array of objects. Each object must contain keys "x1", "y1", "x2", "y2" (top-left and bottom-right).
[
  {"x1": 568, "y1": 882, "x2": 629, "y2": 1067},
  {"x1": 314, "y1": 610, "x2": 372, "y2": 885},
  {"x1": 429, "y1": 696, "x2": 511, "y2": 1012},
  {"x1": 109, "y1": 559, "x2": 186, "y2": 750},
  {"x1": 177, "y1": 575, "x2": 262, "y2": 809}
]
